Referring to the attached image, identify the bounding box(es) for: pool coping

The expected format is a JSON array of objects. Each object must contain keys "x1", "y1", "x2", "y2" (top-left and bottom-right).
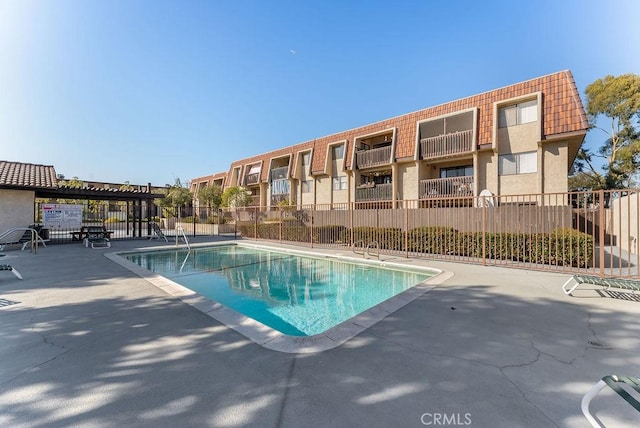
[{"x1": 105, "y1": 241, "x2": 453, "y2": 353}]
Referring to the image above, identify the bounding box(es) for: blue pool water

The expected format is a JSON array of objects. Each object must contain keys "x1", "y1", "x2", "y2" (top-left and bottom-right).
[{"x1": 124, "y1": 245, "x2": 432, "y2": 336}]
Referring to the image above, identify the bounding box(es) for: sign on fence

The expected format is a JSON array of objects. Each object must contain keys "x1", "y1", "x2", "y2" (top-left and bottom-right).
[{"x1": 42, "y1": 204, "x2": 83, "y2": 228}]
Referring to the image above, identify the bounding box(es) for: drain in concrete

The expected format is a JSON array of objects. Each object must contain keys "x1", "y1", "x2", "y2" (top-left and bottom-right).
[{"x1": 587, "y1": 340, "x2": 612, "y2": 349}]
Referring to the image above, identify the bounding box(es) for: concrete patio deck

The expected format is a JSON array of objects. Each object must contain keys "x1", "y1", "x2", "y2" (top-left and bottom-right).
[{"x1": 1, "y1": 237, "x2": 639, "y2": 427}]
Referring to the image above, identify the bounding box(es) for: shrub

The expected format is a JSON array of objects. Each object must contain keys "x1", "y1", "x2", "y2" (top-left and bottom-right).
[
  {"x1": 341, "y1": 227, "x2": 404, "y2": 250},
  {"x1": 180, "y1": 216, "x2": 199, "y2": 223},
  {"x1": 406, "y1": 227, "x2": 458, "y2": 254},
  {"x1": 313, "y1": 225, "x2": 347, "y2": 244}
]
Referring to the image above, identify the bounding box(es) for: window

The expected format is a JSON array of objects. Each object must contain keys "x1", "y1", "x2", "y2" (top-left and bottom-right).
[
  {"x1": 302, "y1": 152, "x2": 310, "y2": 166},
  {"x1": 301, "y1": 180, "x2": 313, "y2": 193},
  {"x1": 248, "y1": 164, "x2": 261, "y2": 174},
  {"x1": 331, "y1": 144, "x2": 344, "y2": 160},
  {"x1": 498, "y1": 99, "x2": 537, "y2": 128},
  {"x1": 499, "y1": 151, "x2": 537, "y2": 175},
  {"x1": 440, "y1": 165, "x2": 473, "y2": 178},
  {"x1": 332, "y1": 176, "x2": 347, "y2": 191}
]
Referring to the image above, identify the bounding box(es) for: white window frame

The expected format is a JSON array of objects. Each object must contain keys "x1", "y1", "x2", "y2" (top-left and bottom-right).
[
  {"x1": 498, "y1": 99, "x2": 538, "y2": 128},
  {"x1": 499, "y1": 151, "x2": 537, "y2": 175},
  {"x1": 301, "y1": 152, "x2": 311, "y2": 166},
  {"x1": 332, "y1": 176, "x2": 347, "y2": 191},
  {"x1": 332, "y1": 144, "x2": 344, "y2": 160}
]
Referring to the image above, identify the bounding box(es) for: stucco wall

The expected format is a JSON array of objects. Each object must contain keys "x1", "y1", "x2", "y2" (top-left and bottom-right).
[
  {"x1": 497, "y1": 121, "x2": 539, "y2": 154},
  {"x1": 0, "y1": 189, "x2": 35, "y2": 233},
  {"x1": 315, "y1": 176, "x2": 332, "y2": 206},
  {"x1": 476, "y1": 151, "x2": 497, "y2": 194},
  {"x1": 611, "y1": 192, "x2": 639, "y2": 254},
  {"x1": 397, "y1": 162, "x2": 419, "y2": 200},
  {"x1": 499, "y1": 173, "x2": 539, "y2": 195},
  {"x1": 542, "y1": 141, "x2": 568, "y2": 194}
]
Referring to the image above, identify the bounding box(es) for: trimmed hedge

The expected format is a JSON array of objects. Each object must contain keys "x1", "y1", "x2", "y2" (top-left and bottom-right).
[
  {"x1": 237, "y1": 222, "x2": 310, "y2": 242},
  {"x1": 339, "y1": 227, "x2": 404, "y2": 251},
  {"x1": 313, "y1": 225, "x2": 347, "y2": 244},
  {"x1": 237, "y1": 222, "x2": 594, "y2": 267}
]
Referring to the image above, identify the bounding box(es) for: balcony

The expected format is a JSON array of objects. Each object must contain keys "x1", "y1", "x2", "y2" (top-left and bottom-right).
[
  {"x1": 248, "y1": 195, "x2": 261, "y2": 206},
  {"x1": 270, "y1": 194, "x2": 290, "y2": 206},
  {"x1": 356, "y1": 145, "x2": 392, "y2": 169},
  {"x1": 245, "y1": 172, "x2": 260, "y2": 186},
  {"x1": 420, "y1": 176, "x2": 474, "y2": 198},
  {"x1": 271, "y1": 166, "x2": 289, "y2": 181},
  {"x1": 271, "y1": 178, "x2": 290, "y2": 195},
  {"x1": 355, "y1": 183, "x2": 393, "y2": 202},
  {"x1": 420, "y1": 130, "x2": 473, "y2": 160}
]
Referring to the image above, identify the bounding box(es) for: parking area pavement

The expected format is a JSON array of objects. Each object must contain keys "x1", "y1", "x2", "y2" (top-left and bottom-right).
[{"x1": 1, "y1": 238, "x2": 639, "y2": 427}]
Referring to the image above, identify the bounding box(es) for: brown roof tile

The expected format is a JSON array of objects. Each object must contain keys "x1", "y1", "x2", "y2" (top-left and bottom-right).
[
  {"x1": 0, "y1": 161, "x2": 58, "y2": 189},
  {"x1": 201, "y1": 70, "x2": 588, "y2": 181}
]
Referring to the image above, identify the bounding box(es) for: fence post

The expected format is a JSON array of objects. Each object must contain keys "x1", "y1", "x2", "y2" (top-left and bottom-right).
[
  {"x1": 404, "y1": 205, "x2": 409, "y2": 258},
  {"x1": 350, "y1": 203, "x2": 354, "y2": 247},
  {"x1": 310, "y1": 207, "x2": 314, "y2": 249},
  {"x1": 599, "y1": 189, "x2": 605, "y2": 277},
  {"x1": 482, "y1": 202, "x2": 486, "y2": 266},
  {"x1": 279, "y1": 207, "x2": 283, "y2": 243}
]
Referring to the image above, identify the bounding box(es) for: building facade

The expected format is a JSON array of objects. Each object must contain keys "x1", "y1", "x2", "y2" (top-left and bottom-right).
[{"x1": 191, "y1": 70, "x2": 588, "y2": 209}]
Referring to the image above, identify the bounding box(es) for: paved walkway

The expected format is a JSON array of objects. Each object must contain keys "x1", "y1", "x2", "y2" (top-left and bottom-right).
[{"x1": 1, "y1": 238, "x2": 639, "y2": 427}]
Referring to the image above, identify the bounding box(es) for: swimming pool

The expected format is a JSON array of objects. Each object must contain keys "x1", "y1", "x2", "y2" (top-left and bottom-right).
[
  {"x1": 110, "y1": 243, "x2": 448, "y2": 352},
  {"x1": 123, "y1": 245, "x2": 433, "y2": 336}
]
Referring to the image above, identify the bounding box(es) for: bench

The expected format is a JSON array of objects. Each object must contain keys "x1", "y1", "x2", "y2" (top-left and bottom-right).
[{"x1": 562, "y1": 274, "x2": 640, "y2": 296}]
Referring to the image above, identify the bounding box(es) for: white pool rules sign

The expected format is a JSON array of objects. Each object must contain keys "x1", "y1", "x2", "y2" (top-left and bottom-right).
[{"x1": 42, "y1": 204, "x2": 83, "y2": 229}]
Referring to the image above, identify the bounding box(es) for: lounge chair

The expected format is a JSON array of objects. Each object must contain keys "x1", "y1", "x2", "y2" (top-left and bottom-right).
[
  {"x1": 581, "y1": 375, "x2": 640, "y2": 427},
  {"x1": 0, "y1": 227, "x2": 49, "y2": 251},
  {"x1": 149, "y1": 222, "x2": 168, "y2": 242},
  {"x1": 562, "y1": 274, "x2": 640, "y2": 296},
  {"x1": 83, "y1": 226, "x2": 111, "y2": 249},
  {"x1": 0, "y1": 264, "x2": 22, "y2": 279}
]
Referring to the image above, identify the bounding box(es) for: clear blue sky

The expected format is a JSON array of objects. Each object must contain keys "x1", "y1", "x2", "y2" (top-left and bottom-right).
[{"x1": 1, "y1": 0, "x2": 638, "y2": 186}]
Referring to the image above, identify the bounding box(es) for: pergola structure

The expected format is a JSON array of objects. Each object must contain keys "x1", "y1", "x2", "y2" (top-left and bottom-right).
[{"x1": 35, "y1": 184, "x2": 166, "y2": 238}]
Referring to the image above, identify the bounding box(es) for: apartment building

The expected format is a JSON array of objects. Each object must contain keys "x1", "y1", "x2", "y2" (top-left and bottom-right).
[{"x1": 191, "y1": 70, "x2": 588, "y2": 209}]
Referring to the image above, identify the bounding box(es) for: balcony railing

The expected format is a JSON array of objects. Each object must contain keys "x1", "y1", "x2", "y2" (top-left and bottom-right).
[
  {"x1": 245, "y1": 172, "x2": 260, "y2": 185},
  {"x1": 270, "y1": 194, "x2": 290, "y2": 206},
  {"x1": 356, "y1": 145, "x2": 392, "y2": 169},
  {"x1": 420, "y1": 130, "x2": 473, "y2": 160},
  {"x1": 248, "y1": 195, "x2": 261, "y2": 206},
  {"x1": 355, "y1": 183, "x2": 393, "y2": 202},
  {"x1": 420, "y1": 176, "x2": 474, "y2": 198},
  {"x1": 271, "y1": 179, "x2": 290, "y2": 195},
  {"x1": 271, "y1": 166, "x2": 289, "y2": 181}
]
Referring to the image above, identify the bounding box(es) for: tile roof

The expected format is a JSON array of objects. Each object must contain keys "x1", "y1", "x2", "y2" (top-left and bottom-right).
[
  {"x1": 191, "y1": 172, "x2": 227, "y2": 184},
  {"x1": 0, "y1": 161, "x2": 58, "y2": 189},
  {"x1": 200, "y1": 70, "x2": 588, "y2": 184}
]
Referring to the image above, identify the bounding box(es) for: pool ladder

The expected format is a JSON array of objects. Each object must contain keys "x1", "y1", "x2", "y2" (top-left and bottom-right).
[
  {"x1": 352, "y1": 240, "x2": 380, "y2": 260},
  {"x1": 175, "y1": 225, "x2": 191, "y2": 250}
]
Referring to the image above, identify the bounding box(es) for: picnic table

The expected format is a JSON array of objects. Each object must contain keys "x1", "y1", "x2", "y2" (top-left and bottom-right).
[{"x1": 71, "y1": 226, "x2": 113, "y2": 242}]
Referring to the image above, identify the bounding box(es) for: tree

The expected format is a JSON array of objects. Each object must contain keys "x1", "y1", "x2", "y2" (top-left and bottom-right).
[
  {"x1": 570, "y1": 74, "x2": 640, "y2": 192},
  {"x1": 157, "y1": 179, "x2": 193, "y2": 219},
  {"x1": 119, "y1": 181, "x2": 135, "y2": 192},
  {"x1": 197, "y1": 184, "x2": 223, "y2": 220},
  {"x1": 58, "y1": 176, "x2": 83, "y2": 188},
  {"x1": 222, "y1": 186, "x2": 252, "y2": 209}
]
